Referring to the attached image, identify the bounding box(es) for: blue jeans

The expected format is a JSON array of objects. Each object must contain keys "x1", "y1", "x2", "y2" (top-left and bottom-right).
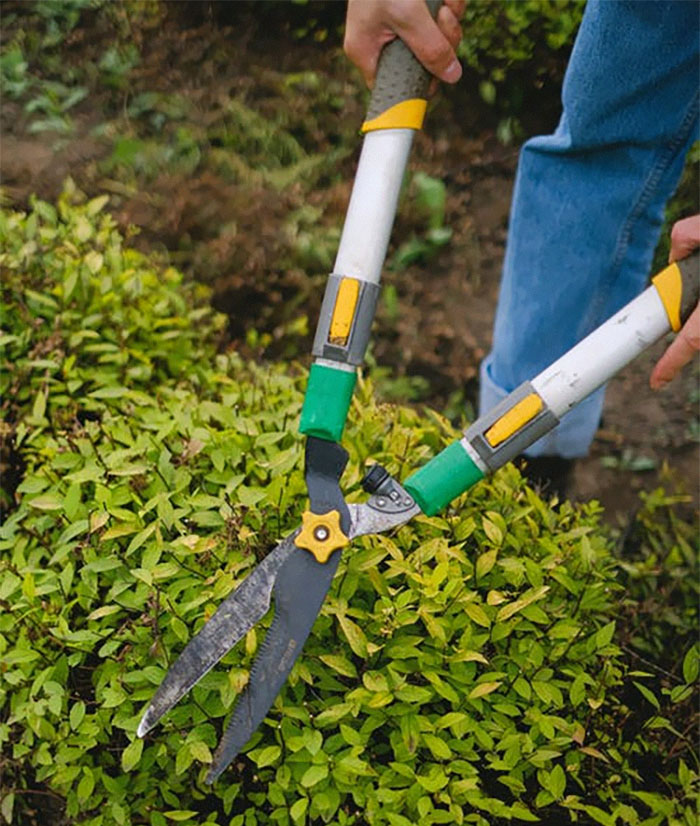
[{"x1": 479, "y1": 0, "x2": 700, "y2": 458}]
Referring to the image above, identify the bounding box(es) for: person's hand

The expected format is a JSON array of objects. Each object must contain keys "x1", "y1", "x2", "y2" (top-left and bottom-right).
[
  {"x1": 344, "y1": 0, "x2": 465, "y2": 89},
  {"x1": 650, "y1": 214, "x2": 700, "y2": 390}
]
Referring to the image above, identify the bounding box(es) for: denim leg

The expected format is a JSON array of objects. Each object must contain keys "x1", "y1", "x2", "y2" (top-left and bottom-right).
[{"x1": 479, "y1": 0, "x2": 700, "y2": 458}]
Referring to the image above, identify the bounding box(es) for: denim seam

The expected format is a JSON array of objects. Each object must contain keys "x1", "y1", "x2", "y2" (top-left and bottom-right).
[
  {"x1": 610, "y1": 93, "x2": 700, "y2": 275},
  {"x1": 578, "y1": 93, "x2": 699, "y2": 339}
]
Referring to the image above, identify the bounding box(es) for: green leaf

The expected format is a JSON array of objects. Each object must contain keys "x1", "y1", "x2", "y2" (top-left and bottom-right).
[
  {"x1": 236, "y1": 486, "x2": 266, "y2": 507},
  {"x1": 339, "y1": 724, "x2": 363, "y2": 747},
  {"x1": 532, "y1": 680, "x2": 563, "y2": 707},
  {"x1": 314, "y1": 703, "x2": 352, "y2": 726},
  {"x1": 549, "y1": 764, "x2": 566, "y2": 799},
  {"x1": 90, "y1": 386, "x2": 129, "y2": 400},
  {"x1": 468, "y1": 681, "x2": 502, "y2": 700},
  {"x1": 302, "y1": 729, "x2": 322, "y2": 756},
  {"x1": 290, "y1": 798, "x2": 308, "y2": 822},
  {"x1": 386, "y1": 814, "x2": 414, "y2": 826},
  {"x1": 77, "y1": 768, "x2": 95, "y2": 801},
  {"x1": 171, "y1": 617, "x2": 189, "y2": 644},
  {"x1": 301, "y1": 764, "x2": 328, "y2": 788},
  {"x1": 1, "y1": 792, "x2": 14, "y2": 824},
  {"x1": 476, "y1": 549, "x2": 498, "y2": 579},
  {"x1": 175, "y1": 744, "x2": 194, "y2": 776},
  {"x1": 465, "y1": 602, "x2": 490, "y2": 627},
  {"x1": 423, "y1": 733, "x2": 452, "y2": 760},
  {"x1": 482, "y1": 516, "x2": 504, "y2": 546},
  {"x1": 595, "y1": 621, "x2": 616, "y2": 649},
  {"x1": 69, "y1": 701, "x2": 86, "y2": 731},
  {"x1": 122, "y1": 738, "x2": 143, "y2": 772},
  {"x1": 319, "y1": 654, "x2": 357, "y2": 678},
  {"x1": 682, "y1": 646, "x2": 699, "y2": 684},
  {"x1": 513, "y1": 677, "x2": 531, "y2": 700},
  {"x1": 87, "y1": 604, "x2": 122, "y2": 621},
  {"x1": 633, "y1": 681, "x2": 660, "y2": 710},
  {"x1": 496, "y1": 586, "x2": 549, "y2": 622},
  {"x1": 29, "y1": 493, "x2": 63, "y2": 511},
  {"x1": 510, "y1": 803, "x2": 540, "y2": 822},
  {"x1": 578, "y1": 805, "x2": 615, "y2": 826},
  {"x1": 337, "y1": 614, "x2": 368, "y2": 657},
  {"x1": 189, "y1": 741, "x2": 212, "y2": 764},
  {"x1": 569, "y1": 673, "x2": 587, "y2": 707},
  {"x1": 255, "y1": 745, "x2": 281, "y2": 768},
  {"x1": 126, "y1": 523, "x2": 157, "y2": 556},
  {"x1": 400, "y1": 713, "x2": 420, "y2": 754},
  {"x1": 163, "y1": 813, "x2": 199, "y2": 822},
  {"x1": 85, "y1": 250, "x2": 103, "y2": 274},
  {"x1": 32, "y1": 388, "x2": 47, "y2": 420}
]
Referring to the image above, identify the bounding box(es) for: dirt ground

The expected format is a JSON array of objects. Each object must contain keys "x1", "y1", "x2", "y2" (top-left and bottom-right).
[{"x1": 2, "y1": 4, "x2": 697, "y2": 528}]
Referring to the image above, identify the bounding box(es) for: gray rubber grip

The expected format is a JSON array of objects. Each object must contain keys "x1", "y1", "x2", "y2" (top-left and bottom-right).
[
  {"x1": 364, "y1": 0, "x2": 442, "y2": 123},
  {"x1": 678, "y1": 249, "x2": 699, "y2": 325}
]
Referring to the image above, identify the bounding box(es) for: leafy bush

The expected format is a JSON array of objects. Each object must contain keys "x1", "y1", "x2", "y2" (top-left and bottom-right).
[
  {"x1": 1, "y1": 194, "x2": 698, "y2": 826},
  {"x1": 459, "y1": 0, "x2": 585, "y2": 141},
  {"x1": 460, "y1": 0, "x2": 584, "y2": 89},
  {"x1": 391, "y1": 173, "x2": 453, "y2": 272}
]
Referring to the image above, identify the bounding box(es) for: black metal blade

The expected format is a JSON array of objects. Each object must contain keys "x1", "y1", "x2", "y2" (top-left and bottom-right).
[
  {"x1": 206, "y1": 544, "x2": 341, "y2": 783},
  {"x1": 305, "y1": 436, "x2": 350, "y2": 532},
  {"x1": 137, "y1": 532, "x2": 298, "y2": 738}
]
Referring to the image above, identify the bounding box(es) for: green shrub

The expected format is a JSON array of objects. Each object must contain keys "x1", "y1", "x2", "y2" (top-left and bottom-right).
[
  {"x1": 459, "y1": 0, "x2": 585, "y2": 141},
  {"x1": 460, "y1": 0, "x2": 585, "y2": 91},
  {"x1": 1, "y1": 193, "x2": 698, "y2": 826}
]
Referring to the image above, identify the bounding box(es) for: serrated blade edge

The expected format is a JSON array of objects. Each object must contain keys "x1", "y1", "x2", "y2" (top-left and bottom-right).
[
  {"x1": 137, "y1": 532, "x2": 298, "y2": 738},
  {"x1": 206, "y1": 545, "x2": 341, "y2": 783}
]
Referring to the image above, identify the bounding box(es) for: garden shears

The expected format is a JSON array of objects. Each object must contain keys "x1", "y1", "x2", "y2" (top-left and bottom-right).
[{"x1": 138, "y1": 2, "x2": 700, "y2": 782}]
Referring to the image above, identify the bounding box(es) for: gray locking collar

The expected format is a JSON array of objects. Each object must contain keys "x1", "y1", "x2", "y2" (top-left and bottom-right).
[
  {"x1": 464, "y1": 381, "x2": 559, "y2": 472},
  {"x1": 312, "y1": 274, "x2": 380, "y2": 366}
]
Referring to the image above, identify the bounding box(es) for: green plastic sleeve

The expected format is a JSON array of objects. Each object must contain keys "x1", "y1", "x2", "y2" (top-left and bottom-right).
[
  {"x1": 404, "y1": 441, "x2": 485, "y2": 517},
  {"x1": 299, "y1": 363, "x2": 357, "y2": 442}
]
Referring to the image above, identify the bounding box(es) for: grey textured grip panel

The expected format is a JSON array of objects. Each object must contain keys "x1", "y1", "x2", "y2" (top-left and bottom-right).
[
  {"x1": 678, "y1": 249, "x2": 699, "y2": 325},
  {"x1": 312, "y1": 275, "x2": 380, "y2": 366},
  {"x1": 365, "y1": 0, "x2": 441, "y2": 123},
  {"x1": 463, "y1": 382, "x2": 559, "y2": 473}
]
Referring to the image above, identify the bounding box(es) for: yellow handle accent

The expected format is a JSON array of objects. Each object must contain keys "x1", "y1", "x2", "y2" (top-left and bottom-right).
[
  {"x1": 329, "y1": 278, "x2": 360, "y2": 345},
  {"x1": 652, "y1": 261, "x2": 682, "y2": 332},
  {"x1": 485, "y1": 394, "x2": 544, "y2": 448},
  {"x1": 361, "y1": 98, "x2": 428, "y2": 133},
  {"x1": 295, "y1": 510, "x2": 349, "y2": 564}
]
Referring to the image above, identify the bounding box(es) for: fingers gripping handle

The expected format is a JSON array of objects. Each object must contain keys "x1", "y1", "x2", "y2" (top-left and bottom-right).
[
  {"x1": 652, "y1": 251, "x2": 699, "y2": 331},
  {"x1": 405, "y1": 250, "x2": 700, "y2": 516},
  {"x1": 362, "y1": 0, "x2": 442, "y2": 132}
]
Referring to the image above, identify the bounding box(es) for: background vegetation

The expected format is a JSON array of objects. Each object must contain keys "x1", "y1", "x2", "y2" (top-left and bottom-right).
[{"x1": 1, "y1": 2, "x2": 698, "y2": 825}]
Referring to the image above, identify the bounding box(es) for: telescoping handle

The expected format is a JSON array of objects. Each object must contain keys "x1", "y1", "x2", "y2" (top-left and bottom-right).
[
  {"x1": 404, "y1": 251, "x2": 700, "y2": 516},
  {"x1": 300, "y1": 1, "x2": 442, "y2": 443}
]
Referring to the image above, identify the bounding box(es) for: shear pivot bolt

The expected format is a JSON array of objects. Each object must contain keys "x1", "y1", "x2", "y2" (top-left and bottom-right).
[{"x1": 314, "y1": 526, "x2": 330, "y2": 542}]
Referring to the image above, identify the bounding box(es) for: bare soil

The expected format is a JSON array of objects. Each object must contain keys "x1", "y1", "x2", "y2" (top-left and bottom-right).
[{"x1": 2, "y1": 3, "x2": 697, "y2": 527}]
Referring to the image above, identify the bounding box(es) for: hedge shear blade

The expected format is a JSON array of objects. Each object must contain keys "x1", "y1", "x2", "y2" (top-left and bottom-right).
[{"x1": 137, "y1": 437, "x2": 420, "y2": 782}]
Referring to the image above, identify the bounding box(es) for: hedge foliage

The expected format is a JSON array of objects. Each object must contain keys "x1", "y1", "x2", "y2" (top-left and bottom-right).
[{"x1": 1, "y1": 193, "x2": 698, "y2": 826}]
